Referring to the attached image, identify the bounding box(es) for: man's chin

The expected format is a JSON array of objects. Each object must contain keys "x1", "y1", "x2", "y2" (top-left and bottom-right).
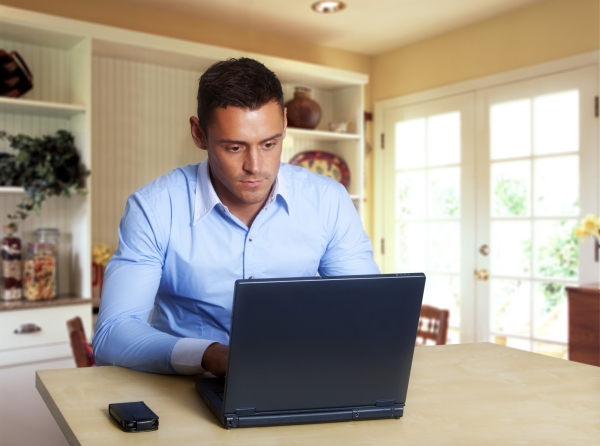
[{"x1": 237, "y1": 190, "x2": 270, "y2": 205}]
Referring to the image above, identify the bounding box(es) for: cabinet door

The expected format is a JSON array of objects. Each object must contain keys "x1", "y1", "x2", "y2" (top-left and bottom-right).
[{"x1": 0, "y1": 358, "x2": 73, "y2": 446}]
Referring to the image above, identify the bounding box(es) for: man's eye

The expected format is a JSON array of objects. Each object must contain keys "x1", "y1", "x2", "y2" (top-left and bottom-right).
[
  {"x1": 264, "y1": 142, "x2": 276, "y2": 149},
  {"x1": 228, "y1": 146, "x2": 241, "y2": 152}
]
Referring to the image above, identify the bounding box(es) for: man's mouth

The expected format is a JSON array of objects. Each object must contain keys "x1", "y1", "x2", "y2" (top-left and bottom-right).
[{"x1": 240, "y1": 179, "x2": 264, "y2": 187}]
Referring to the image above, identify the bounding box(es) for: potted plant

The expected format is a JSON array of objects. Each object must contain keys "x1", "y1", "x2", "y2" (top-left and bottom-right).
[{"x1": 0, "y1": 129, "x2": 90, "y2": 221}]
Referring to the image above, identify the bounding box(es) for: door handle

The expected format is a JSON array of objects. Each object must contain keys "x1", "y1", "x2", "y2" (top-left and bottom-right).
[{"x1": 474, "y1": 269, "x2": 489, "y2": 281}]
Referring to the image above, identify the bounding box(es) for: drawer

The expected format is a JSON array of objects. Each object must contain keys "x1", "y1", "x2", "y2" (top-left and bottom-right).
[
  {"x1": 0, "y1": 304, "x2": 92, "y2": 364},
  {"x1": 0, "y1": 343, "x2": 73, "y2": 368}
]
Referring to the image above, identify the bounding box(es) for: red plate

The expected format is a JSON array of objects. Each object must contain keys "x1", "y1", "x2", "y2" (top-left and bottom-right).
[{"x1": 289, "y1": 151, "x2": 350, "y2": 188}]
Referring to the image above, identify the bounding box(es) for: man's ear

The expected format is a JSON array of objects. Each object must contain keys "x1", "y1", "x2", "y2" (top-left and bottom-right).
[{"x1": 190, "y1": 116, "x2": 208, "y2": 151}]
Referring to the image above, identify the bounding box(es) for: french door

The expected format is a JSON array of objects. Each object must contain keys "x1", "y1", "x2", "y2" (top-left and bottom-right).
[
  {"x1": 475, "y1": 66, "x2": 598, "y2": 357},
  {"x1": 382, "y1": 66, "x2": 598, "y2": 355},
  {"x1": 382, "y1": 93, "x2": 476, "y2": 344}
]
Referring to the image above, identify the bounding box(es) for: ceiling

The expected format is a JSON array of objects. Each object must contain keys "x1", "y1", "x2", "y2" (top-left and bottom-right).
[{"x1": 118, "y1": 0, "x2": 544, "y2": 56}]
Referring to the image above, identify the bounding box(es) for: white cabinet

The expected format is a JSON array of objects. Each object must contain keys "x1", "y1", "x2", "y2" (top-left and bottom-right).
[
  {"x1": 0, "y1": 300, "x2": 90, "y2": 443},
  {"x1": 0, "y1": 301, "x2": 92, "y2": 367}
]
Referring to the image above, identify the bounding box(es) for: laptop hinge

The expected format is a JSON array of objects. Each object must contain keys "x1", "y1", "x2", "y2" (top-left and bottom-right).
[
  {"x1": 375, "y1": 399, "x2": 396, "y2": 407},
  {"x1": 235, "y1": 407, "x2": 256, "y2": 416}
]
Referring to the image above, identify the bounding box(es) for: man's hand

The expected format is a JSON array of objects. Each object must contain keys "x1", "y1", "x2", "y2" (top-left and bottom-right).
[{"x1": 201, "y1": 342, "x2": 229, "y2": 376}]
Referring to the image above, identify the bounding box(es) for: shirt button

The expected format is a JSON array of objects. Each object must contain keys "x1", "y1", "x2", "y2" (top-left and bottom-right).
[
  {"x1": 248, "y1": 236, "x2": 253, "y2": 242},
  {"x1": 249, "y1": 276, "x2": 254, "y2": 279}
]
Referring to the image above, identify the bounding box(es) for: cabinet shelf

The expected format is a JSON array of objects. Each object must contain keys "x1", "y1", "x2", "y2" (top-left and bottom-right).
[
  {"x1": 0, "y1": 97, "x2": 86, "y2": 118},
  {"x1": 286, "y1": 128, "x2": 360, "y2": 142},
  {"x1": 0, "y1": 186, "x2": 25, "y2": 193}
]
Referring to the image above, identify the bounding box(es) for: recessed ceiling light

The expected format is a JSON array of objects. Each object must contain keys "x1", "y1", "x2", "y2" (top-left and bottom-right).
[{"x1": 311, "y1": 1, "x2": 347, "y2": 14}]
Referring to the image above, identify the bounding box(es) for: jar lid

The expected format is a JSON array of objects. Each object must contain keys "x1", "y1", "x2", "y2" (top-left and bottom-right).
[{"x1": 34, "y1": 228, "x2": 60, "y2": 235}]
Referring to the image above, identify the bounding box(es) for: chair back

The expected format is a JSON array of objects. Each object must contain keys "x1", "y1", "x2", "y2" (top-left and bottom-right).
[
  {"x1": 66, "y1": 316, "x2": 95, "y2": 367},
  {"x1": 416, "y1": 305, "x2": 450, "y2": 345}
]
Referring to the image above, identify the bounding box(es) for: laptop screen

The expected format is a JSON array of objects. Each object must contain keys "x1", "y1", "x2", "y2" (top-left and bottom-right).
[{"x1": 223, "y1": 273, "x2": 425, "y2": 414}]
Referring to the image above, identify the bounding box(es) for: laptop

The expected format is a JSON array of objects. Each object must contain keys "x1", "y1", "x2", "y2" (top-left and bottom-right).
[{"x1": 195, "y1": 273, "x2": 426, "y2": 429}]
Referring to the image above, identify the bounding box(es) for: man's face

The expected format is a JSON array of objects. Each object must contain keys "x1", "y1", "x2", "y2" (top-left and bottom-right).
[{"x1": 190, "y1": 101, "x2": 286, "y2": 216}]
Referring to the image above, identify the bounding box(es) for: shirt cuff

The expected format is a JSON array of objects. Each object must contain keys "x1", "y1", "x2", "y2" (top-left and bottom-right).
[{"x1": 170, "y1": 338, "x2": 218, "y2": 375}]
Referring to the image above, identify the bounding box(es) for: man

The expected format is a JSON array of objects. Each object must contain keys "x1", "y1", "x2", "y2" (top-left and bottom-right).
[{"x1": 93, "y1": 58, "x2": 380, "y2": 376}]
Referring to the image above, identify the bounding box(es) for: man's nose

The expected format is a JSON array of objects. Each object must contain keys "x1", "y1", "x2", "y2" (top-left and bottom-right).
[{"x1": 243, "y1": 147, "x2": 260, "y2": 174}]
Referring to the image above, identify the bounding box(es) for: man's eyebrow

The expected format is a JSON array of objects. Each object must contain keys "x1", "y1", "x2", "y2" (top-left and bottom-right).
[{"x1": 217, "y1": 133, "x2": 284, "y2": 145}]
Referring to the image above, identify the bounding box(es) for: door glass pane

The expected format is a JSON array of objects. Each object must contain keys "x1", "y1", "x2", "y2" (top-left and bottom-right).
[
  {"x1": 533, "y1": 90, "x2": 579, "y2": 155},
  {"x1": 395, "y1": 171, "x2": 425, "y2": 219},
  {"x1": 427, "y1": 112, "x2": 460, "y2": 166},
  {"x1": 491, "y1": 160, "x2": 530, "y2": 217},
  {"x1": 425, "y1": 274, "x2": 460, "y2": 325},
  {"x1": 424, "y1": 274, "x2": 460, "y2": 344},
  {"x1": 490, "y1": 221, "x2": 531, "y2": 276},
  {"x1": 395, "y1": 118, "x2": 425, "y2": 169},
  {"x1": 395, "y1": 222, "x2": 426, "y2": 271},
  {"x1": 492, "y1": 336, "x2": 531, "y2": 351},
  {"x1": 428, "y1": 222, "x2": 460, "y2": 272},
  {"x1": 490, "y1": 99, "x2": 531, "y2": 160},
  {"x1": 534, "y1": 220, "x2": 578, "y2": 279},
  {"x1": 491, "y1": 279, "x2": 531, "y2": 336},
  {"x1": 534, "y1": 156, "x2": 579, "y2": 216},
  {"x1": 533, "y1": 342, "x2": 568, "y2": 359},
  {"x1": 534, "y1": 281, "x2": 567, "y2": 342},
  {"x1": 428, "y1": 167, "x2": 460, "y2": 218}
]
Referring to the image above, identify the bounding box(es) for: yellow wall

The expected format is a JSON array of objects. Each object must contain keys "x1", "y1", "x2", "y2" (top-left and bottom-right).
[{"x1": 372, "y1": 0, "x2": 599, "y2": 102}]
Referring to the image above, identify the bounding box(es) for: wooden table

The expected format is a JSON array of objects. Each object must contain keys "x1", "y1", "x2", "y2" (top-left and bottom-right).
[{"x1": 36, "y1": 343, "x2": 600, "y2": 445}]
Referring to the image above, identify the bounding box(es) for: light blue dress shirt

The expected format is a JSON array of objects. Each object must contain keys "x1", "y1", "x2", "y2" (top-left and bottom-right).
[{"x1": 92, "y1": 160, "x2": 380, "y2": 374}]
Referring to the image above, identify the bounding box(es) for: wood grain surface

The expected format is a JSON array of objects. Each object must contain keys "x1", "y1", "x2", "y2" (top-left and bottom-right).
[{"x1": 36, "y1": 343, "x2": 600, "y2": 446}]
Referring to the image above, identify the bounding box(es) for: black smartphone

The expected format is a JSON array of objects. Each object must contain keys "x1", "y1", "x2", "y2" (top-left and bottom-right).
[{"x1": 108, "y1": 401, "x2": 159, "y2": 432}]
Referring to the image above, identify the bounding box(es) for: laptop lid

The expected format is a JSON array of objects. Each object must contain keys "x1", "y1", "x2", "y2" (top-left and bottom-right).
[{"x1": 222, "y1": 273, "x2": 425, "y2": 415}]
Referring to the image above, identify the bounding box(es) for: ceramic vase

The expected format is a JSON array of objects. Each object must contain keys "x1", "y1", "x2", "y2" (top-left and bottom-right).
[{"x1": 285, "y1": 87, "x2": 322, "y2": 129}]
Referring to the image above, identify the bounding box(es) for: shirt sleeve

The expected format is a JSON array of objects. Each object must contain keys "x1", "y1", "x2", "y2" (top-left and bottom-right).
[
  {"x1": 318, "y1": 182, "x2": 381, "y2": 277},
  {"x1": 92, "y1": 192, "x2": 217, "y2": 374}
]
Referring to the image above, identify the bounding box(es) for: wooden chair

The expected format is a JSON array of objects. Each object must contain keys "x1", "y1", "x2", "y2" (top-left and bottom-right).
[
  {"x1": 66, "y1": 316, "x2": 96, "y2": 367},
  {"x1": 416, "y1": 305, "x2": 450, "y2": 345}
]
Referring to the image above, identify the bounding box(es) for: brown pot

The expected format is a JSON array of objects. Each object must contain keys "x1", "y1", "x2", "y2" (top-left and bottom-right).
[{"x1": 285, "y1": 87, "x2": 322, "y2": 129}]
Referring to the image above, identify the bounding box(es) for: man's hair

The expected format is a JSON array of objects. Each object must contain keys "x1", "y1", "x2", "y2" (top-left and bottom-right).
[{"x1": 197, "y1": 58, "x2": 284, "y2": 134}]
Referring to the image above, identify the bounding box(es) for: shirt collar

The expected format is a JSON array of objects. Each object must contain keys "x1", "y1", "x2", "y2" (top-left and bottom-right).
[{"x1": 193, "y1": 159, "x2": 290, "y2": 225}]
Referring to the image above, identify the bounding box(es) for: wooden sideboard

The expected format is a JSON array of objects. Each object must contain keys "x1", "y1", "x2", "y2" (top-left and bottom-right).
[{"x1": 566, "y1": 283, "x2": 600, "y2": 366}]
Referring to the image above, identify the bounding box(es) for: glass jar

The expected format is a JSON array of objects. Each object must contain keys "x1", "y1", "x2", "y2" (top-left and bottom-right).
[
  {"x1": 23, "y1": 242, "x2": 57, "y2": 301},
  {"x1": 1, "y1": 223, "x2": 22, "y2": 301},
  {"x1": 34, "y1": 228, "x2": 59, "y2": 293}
]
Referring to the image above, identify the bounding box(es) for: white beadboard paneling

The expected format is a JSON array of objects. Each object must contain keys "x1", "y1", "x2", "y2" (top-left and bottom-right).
[
  {"x1": 92, "y1": 56, "x2": 205, "y2": 246},
  {"x1": 0, "y1": 38, "x2": 72, "y2": 104}
]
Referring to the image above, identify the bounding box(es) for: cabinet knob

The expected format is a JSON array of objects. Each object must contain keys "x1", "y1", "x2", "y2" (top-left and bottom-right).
[{"x1": 14, "y1": 323, "x2": 42, "y2": 334}]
